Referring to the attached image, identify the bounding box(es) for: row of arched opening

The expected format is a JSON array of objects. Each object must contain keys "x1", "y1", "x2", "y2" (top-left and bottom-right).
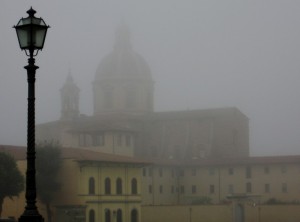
[
  {"x1": 89, "y1": 177, "x2": 138, "y2": 195},
  {"x1": 89, "y1": 209, "x2": 138, "y2": 222}
]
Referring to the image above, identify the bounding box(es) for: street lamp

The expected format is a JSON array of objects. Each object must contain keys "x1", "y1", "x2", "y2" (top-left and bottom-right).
[{"x1": 14, "y1": 7, "x2": 49, "y2": 222}]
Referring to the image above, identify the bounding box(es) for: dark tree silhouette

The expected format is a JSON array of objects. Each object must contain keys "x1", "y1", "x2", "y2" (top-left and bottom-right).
[
  {"x1": 0, "y1": 152, "x2": 24, "y2": 217},
  {"x1": 36, "y1": 142, "x2": 62, "y2": 222}
]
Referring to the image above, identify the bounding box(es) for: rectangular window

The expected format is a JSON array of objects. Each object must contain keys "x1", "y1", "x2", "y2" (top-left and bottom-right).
[
  {"x1": 142, "y1": 168, "x2": 147, "y2": 177},
  {"x1": 180, "y1": 169, "x2": 184, "y2": 177},
  {"x1": 180, "y1": 186, "x2": 185, "y2": 194},
  {"x1": 171, "y1": 169, "x2": 175, "y2": 178},
  {"x1": 149, "y1": 168, "x2": 153, "y2": 177},
  {"x1": 100, "y1": 134, "x2": 105, "y2": 146},
  {"x1": 117, "y1": 134, "x2": 122, "y2": 146},
  {"x1": 79, "y1": 134, "x2": 86, "y2": 147},
  {"x1": 282, "y1": 183, "x2": 287, "y2": 193},
  {"x1": 209, "y1": 168, "x2": 215, "y2": 176},
  {"x1": 192, "y1": 185, "x2": 197, "y2": 194},
  {"x1": 228, "y1": 184, "x2": 234, "y2": 194},
  {"x1": 281, "y1": 166, "x2": 287, "y2": 174},
  {"x1": 246, "y1": 166, "x2": 252, "y2": 178},
  {"x1": 264, "y1": 183, "x2": 270, "y2": 193},
  {"x1": 92, "y1": 135, "x2": 97, "y2": 146},
  {"x1": 209, "y1": 185, "x2": 215, "y2": 194},
  {"x1": 246, "y1": 182, "x2": 252, "y2": 193},
  {"x1": 264, "y1": 166, "x2": 270, "y2": 174},
  {"x1": 171, "y1": 186, "x2": 174, "y2": 193},
  {"x1": 159, "y1": 185, "x2": 163, "y2": 194},
  {"x1": 191, "y1": 168, "x2": 196, "y2": 176},
  {"x1": 159, "y1": 168, "x2": 163, "y2": 177},
  {"x1": 228, "y1": 168, "x2": 234, "y2": 175},
  {"x1": 125, "y1": 135, "x2": 131, "y2": 146},
  {"x1": 148, "y1": 185, "x2": 152, "y2": 194},
  {"x1": 92, "y1": 134, "x2": 104, "y2": 146}
]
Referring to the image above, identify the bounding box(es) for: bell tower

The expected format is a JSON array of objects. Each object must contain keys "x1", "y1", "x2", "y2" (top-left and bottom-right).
[{"x1": 60, "y1": 73, "x2": 80, "y2": 120}]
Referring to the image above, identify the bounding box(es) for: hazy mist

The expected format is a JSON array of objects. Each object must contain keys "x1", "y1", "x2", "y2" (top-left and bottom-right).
[{"x1": 1, "y1": 0, "x2": 300, "y2": 156}]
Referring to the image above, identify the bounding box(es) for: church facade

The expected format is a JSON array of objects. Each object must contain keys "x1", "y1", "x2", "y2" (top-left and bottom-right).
[{"x1": 36, "y1": 25, "x2": 249, "y2": 160}]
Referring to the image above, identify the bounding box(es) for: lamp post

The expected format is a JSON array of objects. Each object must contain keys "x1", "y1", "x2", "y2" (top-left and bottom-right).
[{"x1": 14, "y1": 7, "x2": 49, "y2": 222}]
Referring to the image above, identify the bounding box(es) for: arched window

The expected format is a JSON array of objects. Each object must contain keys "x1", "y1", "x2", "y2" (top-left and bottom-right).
[
  {"x1": 89, "y1": 209, "x2": 95, "y2": 222},
  {"x1": 131, "y1": 209, "x2": 138, "y2": 222},
  {"x1": 105, "y1": 209, "x2": 111, "y2": 222},
  {"x1": 117, "y1": 209, "x2": 122, "y2": 222},
  {"x1": 89, "y1": 177, "x2": 95, "y2": 195},
  {"x1": 105, "y1": 178, "x2": 111, "y2": 194},
  {"x1": 131, "y1": 178, "x2": 137, "y2": 194},
  {"x1": 116, "y1": 178, "x2": 122, "y2": 194}
]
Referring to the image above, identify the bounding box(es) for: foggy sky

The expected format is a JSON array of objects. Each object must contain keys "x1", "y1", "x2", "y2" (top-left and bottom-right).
[{"x1": 1, "y1": 0, "x2": 300, "y2": 156}]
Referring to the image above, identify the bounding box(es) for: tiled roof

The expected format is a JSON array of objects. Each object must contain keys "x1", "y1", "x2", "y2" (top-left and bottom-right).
[
  {"x1": 61, "y1": 147, "x2": 150, "y2": 165},
  {"x1": 150, "y1": 155, "x2": 300, "y2": 167},
  {"x1": 1, "y1": 144, "x2": 300, "y2": 167},
  {"x1": 0, "y1": 145, "x2": 26, "y2": 160},
  {"x1": 0, "y1": 145, "x2": 150, "y2": 165}
]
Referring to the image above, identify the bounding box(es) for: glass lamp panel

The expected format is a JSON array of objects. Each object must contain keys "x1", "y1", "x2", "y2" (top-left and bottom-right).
[
  {"x1": 16, "y1": 26, "x2": 30, "y2": 48},
  {"x1": 19, "y1": 17, "x2": 31, "y2": 26},
  {"x1": 32, "y1": 17, "x2": 42, "y2": 25},
  {"x1": 39, "y1": 19, "x2": 46, "y2": 26},
  {"x1": 34, "y1": 28, "x2": 47, "y2": 48}
]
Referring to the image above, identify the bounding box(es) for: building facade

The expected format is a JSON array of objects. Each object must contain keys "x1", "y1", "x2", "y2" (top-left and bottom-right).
[
  {"x1": 36, "y1": 25, "x2": 249, "y2": 159},
  {"x1": 2, "y1": 146, "x2": 300, "y2": 222},
  {"x1": 0, "y1": 146, "x2": 146, "y2": 222},
  {"x1": 141, "y1": 156, "x2": 300, "y2": 205}
]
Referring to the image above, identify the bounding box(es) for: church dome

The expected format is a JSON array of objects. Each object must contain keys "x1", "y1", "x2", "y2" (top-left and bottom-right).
[
  {"x1": 95, "y1": 25, "x2": 152, "y2": 81},
  {"x1": 93, "y1": 25, "x2": 154, "y2": 115}
]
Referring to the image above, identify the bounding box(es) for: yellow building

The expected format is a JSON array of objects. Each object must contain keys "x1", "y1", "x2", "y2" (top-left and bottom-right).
[
  {"x1": 141, "y1": 155, "x2": 300, "y2": 205},
  {"x1": 2, "y1": 145, "x2": 300, "y2": 222},
  {"x1": 0, "y1": 145, "x2": 147, "y2": 222}
]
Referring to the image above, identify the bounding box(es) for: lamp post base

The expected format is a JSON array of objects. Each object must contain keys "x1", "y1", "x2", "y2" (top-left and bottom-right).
[{"x1": 19, "y1": 213, "x2": 44, "y2": 222}]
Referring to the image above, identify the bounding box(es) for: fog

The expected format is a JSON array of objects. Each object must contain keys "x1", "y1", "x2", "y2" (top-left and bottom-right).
[{"x1": 1, "y1": 0, "x2": 300, "y2": 156}]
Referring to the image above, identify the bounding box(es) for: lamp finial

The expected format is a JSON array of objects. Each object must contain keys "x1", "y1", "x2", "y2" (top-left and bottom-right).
[{"x1": 27, "y1": 7, "x2": 36, "y2": 17}]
